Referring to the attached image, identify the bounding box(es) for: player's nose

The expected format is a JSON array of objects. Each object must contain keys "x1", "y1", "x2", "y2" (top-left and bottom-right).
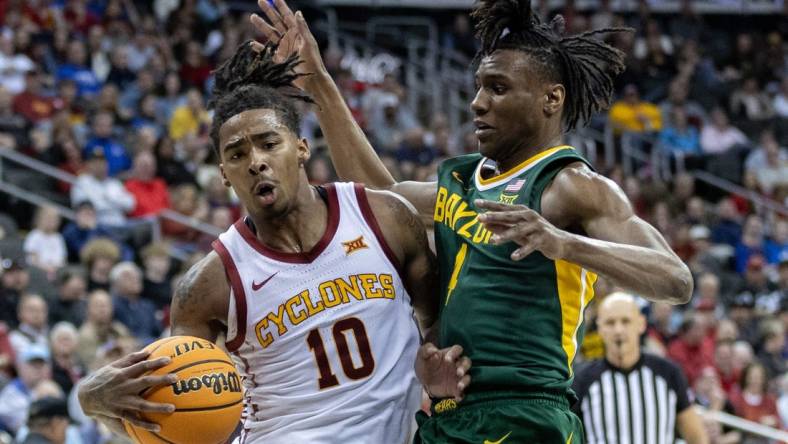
[{"x1": 471, "y1": 89, "x2": 489, "y2": 115}]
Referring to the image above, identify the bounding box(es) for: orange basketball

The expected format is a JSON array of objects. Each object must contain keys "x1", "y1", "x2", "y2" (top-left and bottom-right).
[{"x1": 123, "y1": 336, "x2": 244, "y2": 444}]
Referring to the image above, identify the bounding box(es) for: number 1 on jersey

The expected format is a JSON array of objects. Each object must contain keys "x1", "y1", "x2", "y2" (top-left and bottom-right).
[{"x1": 306, "y1": 317, "x2": 375, "y2": 389}]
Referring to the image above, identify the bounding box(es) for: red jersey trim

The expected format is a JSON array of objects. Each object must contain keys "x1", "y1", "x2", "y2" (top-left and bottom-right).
[
  {"x1": 212, "y1": 239, "x2": 246, "y2": 352},
  {"x1": 353, "y1": 184, "x2": 405, "y2": 277},
  {"x1": 234, "y1": 184, "x2": 340, "y2": 264}
]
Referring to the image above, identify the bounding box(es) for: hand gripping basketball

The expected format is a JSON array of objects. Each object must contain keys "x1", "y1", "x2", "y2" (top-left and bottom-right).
[{"x1": 78, "y1": 349, "x2": 177, "y2": 432}]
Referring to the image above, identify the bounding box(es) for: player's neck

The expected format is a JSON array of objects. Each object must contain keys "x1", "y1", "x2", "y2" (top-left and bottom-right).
[
  {"x1": 494, "y1": 133, "x2": 564, "y2": 173},
  {"x1": 247, "y1": 180, "x2": 327, "y2": 254}
]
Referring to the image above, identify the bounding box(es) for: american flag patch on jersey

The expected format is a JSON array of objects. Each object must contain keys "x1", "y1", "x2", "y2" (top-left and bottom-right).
[{"x1": 505, "y1": 179, "x2": 525, "y2": 192}]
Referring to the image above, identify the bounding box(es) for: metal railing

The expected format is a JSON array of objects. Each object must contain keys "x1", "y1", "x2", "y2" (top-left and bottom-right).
[
  {"x1": 696, "y1": 406, "x2": 788, "y2": 443},
  {"x1": 0, "y1": 148, "x2": 220, "y2": 259}
]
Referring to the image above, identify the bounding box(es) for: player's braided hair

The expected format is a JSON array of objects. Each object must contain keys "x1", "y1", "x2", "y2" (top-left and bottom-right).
[
  {"x1": 209, "y1": 40, "x2": 314, "y2": 155},
  {"x1": 471, "y1": 0, "x2": 630, "y2": 131}
]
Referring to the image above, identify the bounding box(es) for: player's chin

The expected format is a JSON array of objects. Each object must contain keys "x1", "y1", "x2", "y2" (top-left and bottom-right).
[{"x1": 477, "y1": 140, "x2": 500, "y2": 158}]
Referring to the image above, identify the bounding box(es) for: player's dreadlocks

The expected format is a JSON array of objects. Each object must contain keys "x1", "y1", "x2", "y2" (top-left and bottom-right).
[
  {"x1": 471, "y1": 0, "x2": 630, "y2": 131},
  {"x1": 210, "y1": 40, "x2": 314, "y2": 154}
]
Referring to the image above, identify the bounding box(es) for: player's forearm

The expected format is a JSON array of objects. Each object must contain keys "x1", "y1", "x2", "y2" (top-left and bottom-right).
[
  {"x1": 561, "y1": 234, "x2": 693, "y2": 304},
  {"x1": 304, "y1": 71, "x2": 397, "y2": 189}
]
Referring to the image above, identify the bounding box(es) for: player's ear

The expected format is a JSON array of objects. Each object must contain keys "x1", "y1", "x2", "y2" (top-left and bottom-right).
[
  {"x1": 297, "y1": 137, "x2": 311, "y2": 168},
  {"x1": 544, "y1": 83, "x2": 565, "y2": 117},
  {"x1": 219, "y1": 164, "x2": 231, "y2": 187},
  {"x1": 636, "y1": 313, "x2": 647, "y2": 335}
]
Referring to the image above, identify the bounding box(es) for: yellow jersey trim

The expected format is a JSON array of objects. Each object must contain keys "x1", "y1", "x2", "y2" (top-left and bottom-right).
[
  {"x1": 475, "y1": 145, "x2": 574, "y2": 188},
  {"x1": 555, "y1": 260, "x2": 597, "y2": 377}
]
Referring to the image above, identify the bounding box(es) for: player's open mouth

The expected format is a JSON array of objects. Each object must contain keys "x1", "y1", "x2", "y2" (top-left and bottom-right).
[{"x1": 254, "y1": 182, "x2": 277, "y2": 206}]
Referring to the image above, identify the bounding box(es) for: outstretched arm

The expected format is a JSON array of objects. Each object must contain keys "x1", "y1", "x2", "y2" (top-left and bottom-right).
[
  {"x1": 478, "y1": 164, "x2": 692, "y2": 304},
  {"x1": 251, "y1": 0, "x2": 438, "y2": 225},
  {"x1": 78, "y1": 253, "x2": 230, "y2": 435}
]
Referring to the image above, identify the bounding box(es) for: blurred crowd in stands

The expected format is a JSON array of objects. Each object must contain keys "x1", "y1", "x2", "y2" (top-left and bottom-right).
[{"x1": 0, "y1": 0, "x2": 785, "y2": 443}]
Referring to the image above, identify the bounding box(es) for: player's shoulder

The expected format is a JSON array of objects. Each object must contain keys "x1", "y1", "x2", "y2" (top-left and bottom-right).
[
  {"x1": 174, "y1": 251, "x2": 229, "y2": 301},
  {"x1": 362, "y1": 187, "x2": 421, "y2": 223},
  {"x1": 438, "y1": 153, "x2": 483, "y2": 176},
  {"x1": 545, "y1": 161, "x2": 630, "y2": 216}
]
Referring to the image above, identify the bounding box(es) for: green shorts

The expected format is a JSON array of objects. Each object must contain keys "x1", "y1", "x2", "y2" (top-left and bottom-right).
[{"x1": 414, "y1": 391, "x2": 584, "y2": 444}]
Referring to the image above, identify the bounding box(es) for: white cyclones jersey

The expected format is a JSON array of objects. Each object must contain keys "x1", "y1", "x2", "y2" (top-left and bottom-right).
[{"x1": 213, "y1": 182, "x2": 422, "y2": 444}]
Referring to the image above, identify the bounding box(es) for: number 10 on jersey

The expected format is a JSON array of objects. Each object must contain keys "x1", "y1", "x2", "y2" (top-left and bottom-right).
[{"x1": 306, "y1": 317, "x2": 375, "y2": 389}]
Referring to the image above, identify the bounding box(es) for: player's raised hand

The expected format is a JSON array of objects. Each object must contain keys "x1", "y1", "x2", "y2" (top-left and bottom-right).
[
  {"x1": 250, "y1": 0, "x2": 327, "y2": 89},
  {"x1": 415, "y1": 343, "x2": 471, "y2": 402},
  {"x1": 476, "y1": 199, "x2": 572, "y2": 261},
  {"x1": 77, "y1": 349, "x2": 177, "y2": 432}
]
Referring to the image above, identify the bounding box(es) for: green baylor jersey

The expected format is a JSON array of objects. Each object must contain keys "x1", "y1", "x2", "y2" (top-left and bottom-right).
[{"x1": 434, "y1": 145, "x2": 598, "y2": 401}]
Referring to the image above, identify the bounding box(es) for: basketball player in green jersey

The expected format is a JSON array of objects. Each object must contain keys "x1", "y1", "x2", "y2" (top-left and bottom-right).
[{"x1": 253, "y1": 0, "x2": 693, "y2": 442}]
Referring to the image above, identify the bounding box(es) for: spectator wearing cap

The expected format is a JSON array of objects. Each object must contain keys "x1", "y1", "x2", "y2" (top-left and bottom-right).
[
  {"x1": 70, "y1": 146, "x2": 135, "y2": 227},
  {"x1": 23, "y1": 205, "x2": 67, "y2": 279},
  {"x1": 110, "y1": 262, "x2": 160, "y2": 345},
  {"x1": 49, "y1": 322, "x2": 84, "y2": 395},
  {"x1": 140, "y1": 243, "x2": 172, "y2": 310},
  {"x1": 79, "y1": 238, "x2": 121, "y2": 292},
  {"x1": 124, "y1": 151, "x2": 170, "y2": 218},
  {"x1": 82, "y1": 111, "x2": 132, "y2": 177},
  {"x1": 668, "y1": 312, "x2": 716, "y2": 386},
  {"x1": 77, "y1": 289, "x2": 130, "y2": 369},
  {"x1": 0, "y1": 257, "x2": 30, "y2": 328},
  {"x1": 729, "y1": 292, "x2": 760, "y2": 345},
  {"x1": 48, "y1": 269, "x2": 87, "y2": 327},
  {"x1": 687, "y1": 225, "x2": 725, "y2": 276},
  {"x1": 0, "y1": 344, "x2": 52, "y2": 434},
  {"x1": 61, "y1": 201, "x2": 124, "y2": 263},
  {"x1": 740, "y1": 255, "x2": 781, "y2": 315},
  {"x1": 9, "y1": 294, "x2": 49, "y2": 357},
  {"x1": 19, "y1": 397, "x2": 70, "y2": 444}
]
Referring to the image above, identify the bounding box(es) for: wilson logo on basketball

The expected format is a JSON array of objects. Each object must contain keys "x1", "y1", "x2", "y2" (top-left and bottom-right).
[
  {"x1": 342, "y1": 235, "x2": 368, "y2": 255},
  {"x1": 171, "y1": 371, "x2": 242, "y2": 396}
]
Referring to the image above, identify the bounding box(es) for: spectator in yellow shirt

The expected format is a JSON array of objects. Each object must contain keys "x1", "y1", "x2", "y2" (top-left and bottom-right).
[
  {"x1": 609, "y1": 84, "x2": 663, "y2": 134},
  {"x1": 168, "y1": 88, "x2": 211, "y2": 141}
]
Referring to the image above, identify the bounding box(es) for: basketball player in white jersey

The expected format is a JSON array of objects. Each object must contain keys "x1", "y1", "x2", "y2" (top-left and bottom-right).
[{"x1": 76, "y1": 41, "x2": 471, "y2": 443}]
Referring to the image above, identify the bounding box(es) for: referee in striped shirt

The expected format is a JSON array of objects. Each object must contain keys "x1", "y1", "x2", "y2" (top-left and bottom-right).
[{"x1": 573, "y1": 293, "x2": 708, "y2": 444}]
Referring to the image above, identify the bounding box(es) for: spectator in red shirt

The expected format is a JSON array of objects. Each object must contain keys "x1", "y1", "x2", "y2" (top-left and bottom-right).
[
  {"x1": 668, "y1": 312, "x2": 716, "y2": 386},
  {"x1": 730, "y1": 362, "x2": 782, "y2": 431},
  {"x1": 124, "y1": 151, "x2": 169, "y2": 218},
  {"x1": 12, "y1": 70, "x2": 62, "y2": 123},
  {"x1": 0, "y1": 321, "x2": 14, "y2": 380},
  {"x1": 178, "y1": 41, "x2": 213, "y2": 90},
  {"x1": 714, "y1": 340, "x2": 741, "y2": 397}
]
